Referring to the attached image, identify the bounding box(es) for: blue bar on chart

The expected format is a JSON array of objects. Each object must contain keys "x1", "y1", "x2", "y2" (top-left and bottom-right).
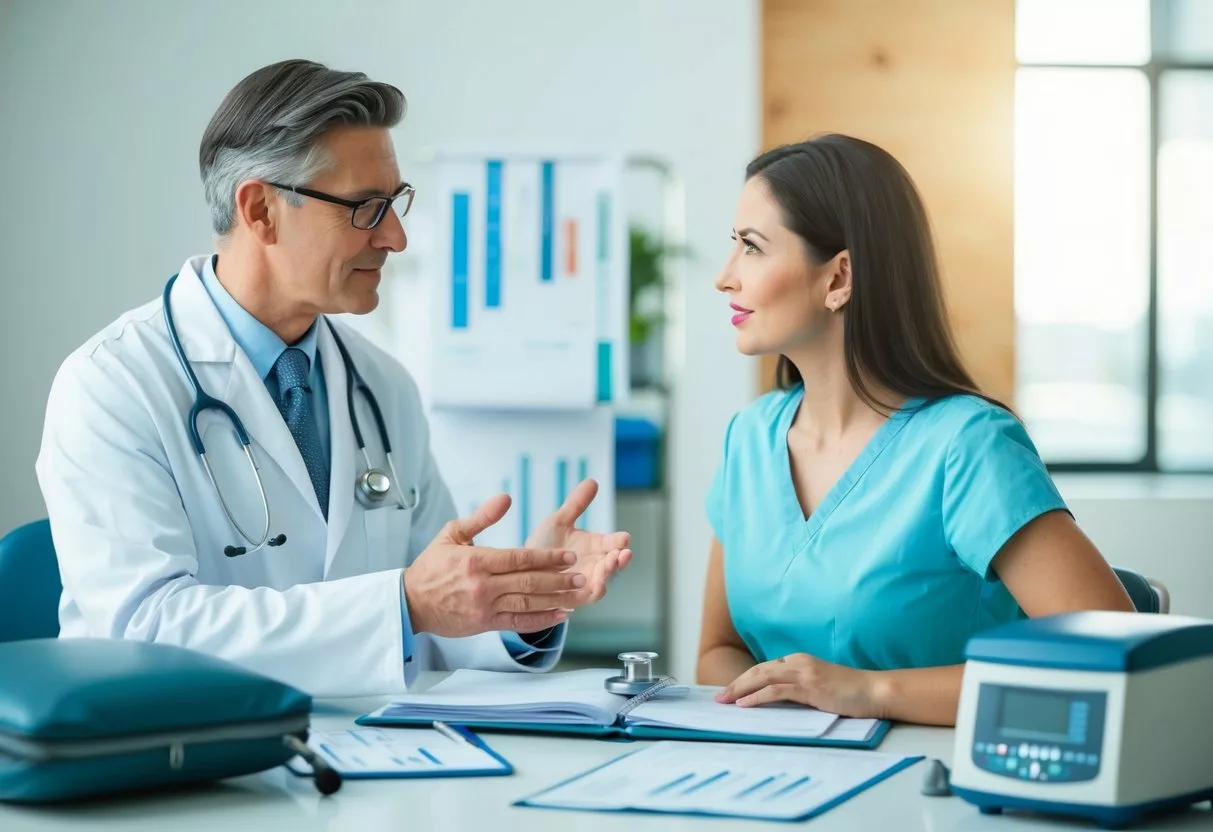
[
  {"x1": 595, "y1": 191, "x2": 612, "y2": 402},
  {"x1": 485, "y1": 161, "x2": 503, "y2": 308},
  {"x1": 451, "y1": 192, "x2": 470, "y2": 329},
  {"x1": 556, "y1": 457, "x2": 568, "y2": 510},
  {"x1": 541, "y1": 161, "x2": 554, "y2": 282},
  {"x1": 577, "y1": 457, "x2": 589, "y2": 530},
  {"x1": 519, "y1": 454, "x2": 531, "y2": 543}
]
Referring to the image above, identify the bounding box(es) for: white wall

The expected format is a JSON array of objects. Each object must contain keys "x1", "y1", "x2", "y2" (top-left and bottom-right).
[{"x1": 0, "y1": 0, "x2": 758, "y2": 677}]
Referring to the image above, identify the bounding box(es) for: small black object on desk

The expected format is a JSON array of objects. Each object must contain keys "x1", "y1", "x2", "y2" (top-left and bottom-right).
[{"x1": 921, "y1": 758, "x2": 952, "y2": 797}]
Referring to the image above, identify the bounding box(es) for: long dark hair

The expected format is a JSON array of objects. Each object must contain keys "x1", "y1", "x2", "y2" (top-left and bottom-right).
[{"x1": 748, "y1": 134, "x2": 1007, "y2": 414}]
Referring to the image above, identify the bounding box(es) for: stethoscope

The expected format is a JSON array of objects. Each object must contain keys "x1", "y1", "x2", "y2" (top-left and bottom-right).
[{"x1": 162, "y1": 273, "x2": 419, "y2": 558}]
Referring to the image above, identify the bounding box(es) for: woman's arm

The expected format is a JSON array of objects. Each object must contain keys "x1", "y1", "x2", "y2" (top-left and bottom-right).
[
  {"x1": 876, "y1": 510, "x2": 1134, "y2": 724},
  {"x1": 719, "y1": 510, "x2": 1136, "y2": 725},
  {"x1": 696, "y1": 538, "x2": 757, "y2": 685}
]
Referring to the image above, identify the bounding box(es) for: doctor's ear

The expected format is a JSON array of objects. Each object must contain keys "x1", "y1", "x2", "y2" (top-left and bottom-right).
[{"x1": 233, "y1": 180, "x2": 279, "y2": 245}]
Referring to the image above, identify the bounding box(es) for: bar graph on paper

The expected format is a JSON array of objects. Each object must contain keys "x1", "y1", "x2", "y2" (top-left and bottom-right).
[
  {"x1": 429, "y1": 408, "x2": 615, "y2": 549},
  {"x1": 429, "y1": 154, "x2": 628, "y2": 409}
]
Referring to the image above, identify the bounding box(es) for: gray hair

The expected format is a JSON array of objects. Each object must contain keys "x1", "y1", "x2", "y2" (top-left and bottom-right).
[{"x1": 199, "y1": 59, "x2": 406, "y2": 235}]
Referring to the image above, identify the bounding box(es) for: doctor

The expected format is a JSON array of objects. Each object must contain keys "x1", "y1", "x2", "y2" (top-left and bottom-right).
[{"x1": 36, "y1": 59, "x2": 632, "y2": 697}]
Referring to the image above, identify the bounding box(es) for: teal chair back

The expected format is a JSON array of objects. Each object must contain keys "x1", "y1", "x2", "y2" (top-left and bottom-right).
[
  {"x1": 0, "y1": 519, "x2": 62, "y2": 642},
  {"x1": 1112, "y1": 566, "x2": 1167, "y2": 614}
]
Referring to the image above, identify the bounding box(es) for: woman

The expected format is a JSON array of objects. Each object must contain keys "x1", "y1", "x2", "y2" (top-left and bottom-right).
[{"x1": 698, "y1": 134, "x2": 1134, "y2": 726}]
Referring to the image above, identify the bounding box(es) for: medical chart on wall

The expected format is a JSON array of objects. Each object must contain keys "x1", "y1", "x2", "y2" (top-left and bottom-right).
[{"x1": 424, "y1": 152, "x2": 629, "y2": 409}]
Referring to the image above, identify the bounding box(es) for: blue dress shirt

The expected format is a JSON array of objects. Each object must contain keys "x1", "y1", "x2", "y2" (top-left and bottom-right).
[{"x1": 199, "y1": 256, "x2": 552, "y2": 669}]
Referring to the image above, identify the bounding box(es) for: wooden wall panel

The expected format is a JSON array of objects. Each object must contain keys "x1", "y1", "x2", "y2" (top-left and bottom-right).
[{"x1": 759, "y1": 0, "x2": 1016, "y2": 404}]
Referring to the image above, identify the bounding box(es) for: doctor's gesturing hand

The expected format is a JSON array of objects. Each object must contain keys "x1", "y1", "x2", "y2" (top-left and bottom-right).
[{"x1": 405, "y1": 478, "x2": 632, "y2": 638}]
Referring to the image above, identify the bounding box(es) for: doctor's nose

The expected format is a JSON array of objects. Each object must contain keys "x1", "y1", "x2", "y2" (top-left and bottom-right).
[{"x1": 372, "y1": 208, "x2": 407, "y2": 253}]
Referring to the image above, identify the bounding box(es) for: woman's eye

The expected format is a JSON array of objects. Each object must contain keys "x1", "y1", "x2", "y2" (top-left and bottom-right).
[{"x1": 742, "y1": 241, "x2": 759, "y2": 254}]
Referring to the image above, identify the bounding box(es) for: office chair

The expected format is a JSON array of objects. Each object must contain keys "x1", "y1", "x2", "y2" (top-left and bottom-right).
[
  {"x1": 1113, "y1": 566, "x2": 1170, "y2": 614},
  {"x1": 0, "y1": 518, "x2": 62, "y2": 642}
]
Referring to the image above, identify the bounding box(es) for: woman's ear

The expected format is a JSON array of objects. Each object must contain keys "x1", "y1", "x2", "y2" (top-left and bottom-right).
[{"x1": 825, "y1": 250, "x2": 852, "y2": 311}]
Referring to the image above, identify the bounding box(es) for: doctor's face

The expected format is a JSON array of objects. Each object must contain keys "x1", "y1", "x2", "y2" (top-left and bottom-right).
[
  {"x1": 714, "y1": 176, "x2": 840, "y2": 357},
  {"x1": 270, "y1": 126, "x2": 408, "y2": 316}
]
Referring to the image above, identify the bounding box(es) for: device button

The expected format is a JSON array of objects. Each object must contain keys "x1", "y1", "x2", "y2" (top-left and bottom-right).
[
  {"x1": 1063, "y1": 751, "x2": 1075, "y2": 762},
  {"x1": 1030, "y1": 761, "x2": 1041, "y2": 779},
  {"x1": 1050, "y1": 747, "x2": 1062, "y2": 761},
  {"x1": 1020, "y1": 743, "x2": 1030, "y2": 758},
  {"x1": 997, "y1": 744, "x2": 1008, "y2": 756}
]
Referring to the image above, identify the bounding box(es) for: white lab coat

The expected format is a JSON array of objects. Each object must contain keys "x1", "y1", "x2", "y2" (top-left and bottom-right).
[{"x1": 36, "y1": 255, "x2": 564, "y2": 697}]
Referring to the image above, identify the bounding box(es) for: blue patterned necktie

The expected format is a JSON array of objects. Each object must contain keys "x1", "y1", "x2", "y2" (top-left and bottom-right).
[{"x1": 272, "y1": 348, "x2": 329, "y2": 519}]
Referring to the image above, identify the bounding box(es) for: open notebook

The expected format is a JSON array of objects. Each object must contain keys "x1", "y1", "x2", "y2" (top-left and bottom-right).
[{"x1": 358, "y1": 669, "x2": 889, "y2": 749}]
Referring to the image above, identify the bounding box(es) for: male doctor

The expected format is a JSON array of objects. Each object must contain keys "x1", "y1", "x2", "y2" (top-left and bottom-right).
[{"x1": 36, "y1": 59, "x2": 632, "y2": 697}]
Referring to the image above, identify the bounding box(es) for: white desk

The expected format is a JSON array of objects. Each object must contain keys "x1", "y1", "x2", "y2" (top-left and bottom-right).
[{"x1": 2, "y1": 673, "x2": 1210, "y2": 831}]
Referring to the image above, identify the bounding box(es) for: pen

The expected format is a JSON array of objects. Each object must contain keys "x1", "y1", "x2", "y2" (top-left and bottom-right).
[{"x1": 433, "y1": 720, "x2": 476, "y2": 748}]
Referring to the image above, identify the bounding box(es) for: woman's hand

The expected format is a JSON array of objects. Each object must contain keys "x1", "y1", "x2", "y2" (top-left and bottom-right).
[{"x1": 714, "y1": 653, "x2": 888, "y2": 719}]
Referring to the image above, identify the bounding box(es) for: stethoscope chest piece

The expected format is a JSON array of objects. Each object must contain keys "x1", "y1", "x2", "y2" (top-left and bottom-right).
[
  {"x1": 355, "y1": 469, "x2": 393, "y2": 508},
  {"x1": 604, "y1": 651, "x2": 674, "y2": 696}
]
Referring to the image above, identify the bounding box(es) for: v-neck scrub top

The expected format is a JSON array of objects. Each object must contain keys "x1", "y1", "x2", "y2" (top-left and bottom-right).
[{"x1": 705, "y1": 387, "x2": 1068, "y2": 671}]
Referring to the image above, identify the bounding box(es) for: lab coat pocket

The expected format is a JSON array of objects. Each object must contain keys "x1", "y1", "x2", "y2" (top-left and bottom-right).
[{"x1": 362, "y1": 507, "x2": 413, "y2": 573}]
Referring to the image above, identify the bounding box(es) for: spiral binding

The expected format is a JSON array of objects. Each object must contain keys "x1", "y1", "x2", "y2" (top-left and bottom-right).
[{"x1": 616, "y1": 677, "x2": 677, "y2": 718}]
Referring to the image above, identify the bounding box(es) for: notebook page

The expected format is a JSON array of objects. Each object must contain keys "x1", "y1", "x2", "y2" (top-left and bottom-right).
[
  {"x1": 370, "y1": 668, "x2": 625, "y2": 726},
  {"x1": 624, "y1": 685, "x2": 839, "y2": 738}
]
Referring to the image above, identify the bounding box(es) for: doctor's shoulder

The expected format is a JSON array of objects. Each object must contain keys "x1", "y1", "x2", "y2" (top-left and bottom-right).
[{"x1": 48, "y1": 298, "x2": 168, "y2": 403}]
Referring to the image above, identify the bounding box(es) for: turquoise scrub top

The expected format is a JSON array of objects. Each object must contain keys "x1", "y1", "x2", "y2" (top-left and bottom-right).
[{"x1": 705, "y1": 388, "x2": 1068, "y2": 671}]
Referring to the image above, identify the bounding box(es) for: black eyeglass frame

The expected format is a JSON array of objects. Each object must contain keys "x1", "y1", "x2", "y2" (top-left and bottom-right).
[{"x1": 265, "y1": 181, "x2": 415, "y2": 230}]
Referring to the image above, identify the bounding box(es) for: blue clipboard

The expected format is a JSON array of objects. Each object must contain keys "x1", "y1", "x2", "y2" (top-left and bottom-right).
[
  {"x1": 353, "y1": 714, "x2": 893, "y2": 751},
  {"x1": 286, "y1": 725, "x2": 514, "y2": 780},
  {"x1": 512, "y1": 743, "x2": 923, "y2": 823}
]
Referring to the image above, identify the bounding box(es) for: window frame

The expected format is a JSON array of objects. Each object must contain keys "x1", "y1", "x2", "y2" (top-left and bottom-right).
[{"x1": 1017, "y1": 0, "x2": 1213, "y2": 473}]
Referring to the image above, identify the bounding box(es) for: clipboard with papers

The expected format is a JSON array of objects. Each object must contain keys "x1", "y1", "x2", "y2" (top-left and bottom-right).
[
  {"x1": 357, "y1": 669, "x2": 891, "y2": 750},
  {"x1": 514, "y1": 740, "x2": 922, "y2": 822},
  {"x1": 285, "y1": 725, "x2": 513, "y2": 780}
]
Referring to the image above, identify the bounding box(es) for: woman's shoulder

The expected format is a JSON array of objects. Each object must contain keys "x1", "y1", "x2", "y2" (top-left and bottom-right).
[
  {"x1": 724, "y1": 386, "x2": 803, "y2": 443},
  {"x1": 911, "y1": 393, "x2": 1039, "y2": 457}
]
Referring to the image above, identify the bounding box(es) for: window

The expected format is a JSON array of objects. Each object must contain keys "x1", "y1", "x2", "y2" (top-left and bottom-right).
[{"x1": 1015, "y1": 0, "x2": 1213, "y2": 471}]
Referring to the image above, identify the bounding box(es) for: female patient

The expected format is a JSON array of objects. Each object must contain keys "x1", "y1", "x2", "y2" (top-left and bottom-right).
[{"x1": 698, "y1": 134, "x2": 1134, "y2": 726}]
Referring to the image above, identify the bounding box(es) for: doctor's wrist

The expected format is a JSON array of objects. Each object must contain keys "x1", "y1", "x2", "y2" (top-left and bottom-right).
[{"x1": 402, "y1": 568, "x2": 433, "y2": 636}]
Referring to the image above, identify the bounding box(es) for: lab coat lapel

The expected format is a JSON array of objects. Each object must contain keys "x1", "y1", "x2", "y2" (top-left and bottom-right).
[
  {"x1": 317, "y1": 319, "x2": 355, "y2": 574},
  {"x1": 168, "y1": 258, "x2": 322, "y2": 521}
]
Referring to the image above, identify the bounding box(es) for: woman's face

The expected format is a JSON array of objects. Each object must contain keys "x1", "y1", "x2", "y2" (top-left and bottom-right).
[{"x1": 714, "y1": 176, "x2": 849, "y2": 357}]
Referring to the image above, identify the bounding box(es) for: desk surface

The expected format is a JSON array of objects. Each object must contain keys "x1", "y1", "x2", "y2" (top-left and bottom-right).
[{"x1": 2, "y1": 673, "x2": 1210, "y2": 831}]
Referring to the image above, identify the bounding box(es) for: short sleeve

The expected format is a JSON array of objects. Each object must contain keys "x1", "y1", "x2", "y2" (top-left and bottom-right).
[
  {"x1": 704, "y1": 414, "x2": 738, "y2": 542},
  {"x1": 942, "y1": 404, "x2": 1069, "y2": 580}
]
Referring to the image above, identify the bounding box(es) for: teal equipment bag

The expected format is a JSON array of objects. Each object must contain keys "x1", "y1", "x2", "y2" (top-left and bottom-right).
[{"x1": 0, "y1": 638, "x2": 340, "y2": 802}]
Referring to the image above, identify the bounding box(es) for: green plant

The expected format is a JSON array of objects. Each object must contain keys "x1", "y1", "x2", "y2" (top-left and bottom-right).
[{"x1": 628, "y1": 225, "x2": 689, "y2": 344}]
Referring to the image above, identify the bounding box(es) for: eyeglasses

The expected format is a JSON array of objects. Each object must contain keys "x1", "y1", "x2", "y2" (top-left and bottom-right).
[{"x1": 265, "y1": 181, "x2": 415, "y2": 230}]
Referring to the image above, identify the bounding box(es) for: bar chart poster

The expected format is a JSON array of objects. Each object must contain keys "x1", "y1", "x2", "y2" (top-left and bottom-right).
[
  {"x1": 428, "y1": 407, "x2": 615, "y2": 549},
  {"x1": 427, "y1": 153, "x2": 628, "y2": 409}
]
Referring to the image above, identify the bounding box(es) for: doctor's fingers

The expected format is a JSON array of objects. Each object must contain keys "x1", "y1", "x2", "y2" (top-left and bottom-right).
[
  {"x1": 473, "y1": 547, "x2": 577, "y2": 575},
  {"x1": 442, "y1": 493, "x2": 512, "y2": 544},
  {"x1": 486, "y1": 570, "x2": 586, "y2": 598},
  {"x1": 493, "y1": 589, "x2": 587, "y2": 615},
  {"x1": 492, "y1": 609, "x2": 568, "y2": 633}
]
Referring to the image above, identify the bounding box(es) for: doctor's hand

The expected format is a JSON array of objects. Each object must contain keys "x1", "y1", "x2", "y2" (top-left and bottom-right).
[
  {"x1": 525, "y1": 478, "x2": 633, "y2": 604},
  {"x1": 404, "y1": 494, "x2": 588, "y2": 638},
  {"x1": 714, "y1": 653, "x2": 886, "y2": 719}
]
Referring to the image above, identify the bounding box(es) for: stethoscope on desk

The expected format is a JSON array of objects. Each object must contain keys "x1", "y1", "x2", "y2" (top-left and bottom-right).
[{"x1": 162, "y1": 273, "x2": 419, "y2": 558}]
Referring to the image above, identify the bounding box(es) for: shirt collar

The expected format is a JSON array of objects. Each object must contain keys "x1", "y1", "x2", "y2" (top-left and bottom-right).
[{"x1": 199, "y1": 254, "x2": 320, "y2": 381}]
